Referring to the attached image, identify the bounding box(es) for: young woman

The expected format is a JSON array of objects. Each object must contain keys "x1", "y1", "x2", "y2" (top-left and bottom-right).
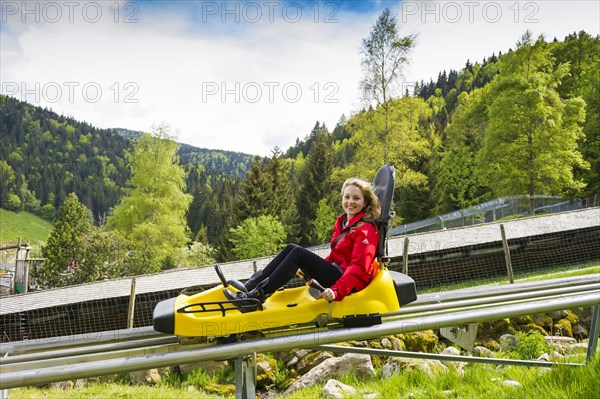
[{"x1": 226, "y1": 177, "x2": 381, "y2": 307}]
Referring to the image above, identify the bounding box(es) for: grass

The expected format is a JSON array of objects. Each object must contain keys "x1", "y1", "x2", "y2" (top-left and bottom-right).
[
  {"x1": 0, "y1": 208, "x2": 53, "y2": 248},
  {"x1": 10, "y1": 354, "x2": 599, "y2": 399}
]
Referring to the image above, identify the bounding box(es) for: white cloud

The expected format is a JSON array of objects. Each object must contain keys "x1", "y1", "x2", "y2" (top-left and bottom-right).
[{"x1": 1, "y1": 1, "x2": 598, "y2": 156}]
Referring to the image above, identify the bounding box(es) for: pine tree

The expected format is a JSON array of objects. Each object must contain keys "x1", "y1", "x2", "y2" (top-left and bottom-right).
[
  {"x1": 38, "y1": 193, "x2": 92, "y2": 287},
  {"x1": 295, "y1": 129, "x2": 333, "y2": 246}
]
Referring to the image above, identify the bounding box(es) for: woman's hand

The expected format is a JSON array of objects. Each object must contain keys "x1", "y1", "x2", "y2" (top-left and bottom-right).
[{"x1": 321, "y1": 288, "x2": 336, "y2": 302}]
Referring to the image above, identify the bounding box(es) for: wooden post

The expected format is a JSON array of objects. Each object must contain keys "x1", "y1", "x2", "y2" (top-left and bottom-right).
[
  {"x1": 402, "y1": 236, "x2": 409, "y2": 275},
  {"x1": 500, "y1": 224, "x2": 514, "y2": 284},
  {"x1": 127, "y1": 278, "x2": 136, "y2": 329}
]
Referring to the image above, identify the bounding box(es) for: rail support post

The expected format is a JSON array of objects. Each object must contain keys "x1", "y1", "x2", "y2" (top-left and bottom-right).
[
  {"x1": 234, "y1": 352, "x2": 256, "y2": 399},
  {"x1": 586, "y1": 305, "x2": 600, "y2": 363}
]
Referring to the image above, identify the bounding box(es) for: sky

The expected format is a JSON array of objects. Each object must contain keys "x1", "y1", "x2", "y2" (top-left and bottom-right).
[{"x1": 1, "y1": 0, "x2": 599, "y2": 156}]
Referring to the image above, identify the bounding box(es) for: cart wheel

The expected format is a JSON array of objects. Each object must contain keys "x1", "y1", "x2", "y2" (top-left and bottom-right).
[{"x1": 217, "y1": 334, "x2": 238, "y2": 344}]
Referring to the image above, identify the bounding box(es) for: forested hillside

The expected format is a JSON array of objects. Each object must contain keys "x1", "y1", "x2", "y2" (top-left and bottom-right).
[
  {"x1": 0, "y1": 96, "x2": 254, "y2": 221},
  {"x1": 1, "y1": 28, "x2": 598, "y2": 286}
]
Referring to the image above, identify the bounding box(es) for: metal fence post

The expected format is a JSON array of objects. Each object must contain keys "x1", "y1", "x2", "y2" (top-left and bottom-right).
[
  {"x1": 127, "y1": 278, "x2": 136, "y2": 329},
  {"x1": 500, "y1": 224, "x2": 514, "y2": 284},
  {"x1": 586, "y1": 305, "x2": 600, "y2": 363},
  {"x1": 402, "y1": 236, "x2": 409, "y2": 275}
]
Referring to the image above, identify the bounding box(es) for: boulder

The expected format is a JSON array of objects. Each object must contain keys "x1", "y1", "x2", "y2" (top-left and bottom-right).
[
  {"x1": 129, "y1": 369, "x2": 161, "y2": 385},
  {"x1": 284, "y1": 353, "x2": 375, "y2": 394},
  {"x1": 400, "y1": 330, "x2": 438, "y2": 352},
  {"x1": 472, "y1": 346, "x2": 495, "y2": 358},
  {"x1": 323, "y1": 379, "x2": 357, "y2": 399},
  {"x1": 381, "y1": 357, "x2": 448, "y2": 378},
  {"x1": 256, "y1": 353, "x2": 278, "y2": 388},
  {"x1": 178, "y1": 360, "x2": 229, "y2": 377},
  {"x1": 295, "y1": 350, "x2": 334, "y2": 375}
]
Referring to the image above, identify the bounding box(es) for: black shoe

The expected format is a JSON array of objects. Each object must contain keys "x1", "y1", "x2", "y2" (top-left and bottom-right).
[{"x1": 223, "y1": 279, "x2": 270, "y2": 313}]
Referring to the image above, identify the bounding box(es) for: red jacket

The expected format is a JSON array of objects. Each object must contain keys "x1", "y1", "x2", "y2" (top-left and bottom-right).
[{"x1": 325, "y1": 211, "x2": 380, "y2": 301}]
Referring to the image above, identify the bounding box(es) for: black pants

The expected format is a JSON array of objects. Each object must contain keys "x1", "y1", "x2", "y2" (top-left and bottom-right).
[{"x1": 261, "y1": 244, "x2": 342, "y2": 294}]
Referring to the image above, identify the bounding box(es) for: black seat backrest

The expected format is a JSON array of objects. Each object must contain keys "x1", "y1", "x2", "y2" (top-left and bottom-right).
[{"x1": 371, "y1": 164, "x2": 395, "y2": 260}]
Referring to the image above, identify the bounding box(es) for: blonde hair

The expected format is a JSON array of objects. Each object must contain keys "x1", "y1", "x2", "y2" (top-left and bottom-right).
[{"x1": 341, "y1": 178, "x2": 381, "y2": 220}]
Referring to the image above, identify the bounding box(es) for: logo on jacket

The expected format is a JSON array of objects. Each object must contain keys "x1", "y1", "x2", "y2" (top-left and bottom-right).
[{"x1": 362, "y1": 239, "x2": 369, "y2": 245}]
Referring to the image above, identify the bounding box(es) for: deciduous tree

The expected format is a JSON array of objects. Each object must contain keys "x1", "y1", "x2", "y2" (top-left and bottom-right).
[
  {"x1": 478, "y1": 32, "x2": 588, "y2": 214},
  {"x1": 107, "y1": 124, "x2": 192, "y2": 271}
]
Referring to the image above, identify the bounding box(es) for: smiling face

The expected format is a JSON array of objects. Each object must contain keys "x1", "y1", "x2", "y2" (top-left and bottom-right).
[{"x1": 342, "y1": 184, "x2": 365, "y2": 220}]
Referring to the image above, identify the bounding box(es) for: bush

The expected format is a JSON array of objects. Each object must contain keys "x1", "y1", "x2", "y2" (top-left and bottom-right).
[{"x1": 501, "y1": 330, "x2": 550, "y2": 360}]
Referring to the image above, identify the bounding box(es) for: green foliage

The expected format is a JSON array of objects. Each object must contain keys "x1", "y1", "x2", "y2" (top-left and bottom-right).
[
  {"x1": 501, "y1": 330, "x2": 551, "y2": 360},
  {"x1": 229, "y1": 215, "x2": 286, "y2": 260},
  {"x1": 360, "y1": 8, "x2": 415, "y2": 107},
  {"x1": 477, "y1": 32, "x2": 588, "y2": 214},
  {"x1": 39, "y1": 203, "x2": 56, "y2": 221},
  {"x1": 107, "y1": 125, "x2": 192, "y2": 272},
  {"x1": 314, "y1": 198, "x2": 337, "y2": 244},
  {"x1": 6, "y1": 193, "x2": 21, "y2": 211},
  {"x1": 295, "y1": 128, "x2": 333, "y2": 246},
  {"x1": 37, "y1": 193, "x2": 92, "y2": 288},
  {"x1": 181, "y1": 241, "x2": 217, "y2": 267}
]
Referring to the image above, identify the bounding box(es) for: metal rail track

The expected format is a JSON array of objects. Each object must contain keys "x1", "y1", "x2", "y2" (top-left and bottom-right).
[{"x1": 1, "y1": 275, "x2": 599, "y2": 390}]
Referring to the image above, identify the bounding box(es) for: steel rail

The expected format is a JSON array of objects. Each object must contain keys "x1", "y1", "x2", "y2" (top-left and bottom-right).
[
  {"x1": 4, "y1": 287, "x2": 597, "y2": 371},
  {"x1": 0, "y1": 336, "x2": 179, "y2": 365},
  {"x1": 408, "y1": 274, "x2": 600, "y2": 306},
  {"x1": 1, "y1": 292, "x2": 598, "y2": 389},
  {"x1": 388, "y1": 283, "x2": 600, "y2": 318},
  {"x1": 315, "y1": 345, "x2": 586, "y2": 368},
  {"x1": 0, "y1": 326, "x2": 160, "y2": 356}
]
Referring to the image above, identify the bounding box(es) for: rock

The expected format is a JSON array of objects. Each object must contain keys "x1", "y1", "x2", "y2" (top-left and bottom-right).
[
  {"x1": 256, "y1": 354, "x2": 278, "y2": 388},
  {"x1": 572, "y1": 323, "x2": 589, "y2": 339},
  {"x1": 284, "y1": 353, "x2": 375, "y2": 394},
  {"x1": 549, "y1": 310, "x2": 568, "y2": 320},
  {"x1": 440, "y1": 347, "x2": 467, "y2": 374},
  {"x1": 473, "y1": 346, "x2": 495, "y2": 358},
  {"x1": 533, "y1": 315, "x2": 554, "y2": 329},
  {"x1": 323, "y1": 379, "x2": 357, "y2": 399},
  {"x1": 502, "y1": 380, "x2": 522, "y2": 387},
  {"x1": 295, "y1": 351, "x2": 334, "y2": 375},
  {"x1": 565, "y1": 342, "x2": 588, "y2": 354},
  {"x1": 499, "y1": 334, "x2": 517, "y2": 351},
  {"x1": 178, "y1": 360, "x2": 229, "y2": 377},
  {"x1": 545, "y1": 336, "x2": 576, "y2": 344},
  {"x1": 382, "y1": 357, "x2": 448, "y2": 378},
  {"x1": 401, "y1": 330, "x2": 439, "y2": 352},
  {"x1": 381, "y1": 337, "x2": 392, "y2": 350},
  {"x1": 129, "y1": 368, "x2": 161, "y2": 385},
  {"x1": 554, "y1": 319, "x2": 573, "y2": 337}
]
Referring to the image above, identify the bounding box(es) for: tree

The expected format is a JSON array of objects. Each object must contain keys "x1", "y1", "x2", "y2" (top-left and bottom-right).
[
  {"x1": 434, "y1": 90, "x2": 491, "y2": 214},
  {"x1": 181, "y1": 241, "x2": 216, "y2": 267},
  {"x1": 295, "y1": 129, "x2": 333, "y2": 246},
  {"x1": 478, "y1": 32, "x2": 588, "y2": 214},
  {"x1": 37, "y1": 193, "x2": 92, "y2": 287},
  {"x1": 234, "y1": 155, "x2": 270, "y2": 222},
  {"x1": 314, "y1": 198, "x2": 337, "y2": 244},
  {"x1": 228, "y1": 215, "x2": 286, "y2": 260},
  {"x1": 359, "y1": 8, "x2": 416, "y2": 163},
  {"x1": 360, "y1": 8, "x2": 416, "y2": 108},
  {"x1": 107, "y1": 124, "x2": 192, "y2": 272}
]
